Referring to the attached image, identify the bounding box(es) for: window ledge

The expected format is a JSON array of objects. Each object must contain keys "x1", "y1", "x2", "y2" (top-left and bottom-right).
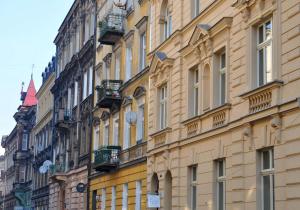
[{"x1": 239, "y1": 80, "x2": 283, "y2": 99}]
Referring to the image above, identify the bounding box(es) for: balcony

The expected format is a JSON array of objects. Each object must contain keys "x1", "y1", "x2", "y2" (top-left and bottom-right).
[
  {"x1": 49, "y1": 162, "x2": 66, "y2": 182},
  {"x1": 93, "y1": 146, "x2": 121, "y2": 172},
  {"x1": 98, "y1": 13, "x2": 125, "y2": 45},
  {"x1": 120, "y1": 142, "x2": 147, "y2": 165},
  {"x1": 96, "y1": 80, "x2": 123, "y2": 109},
  {"x1": 54, "y1": 108, "x2": 72, "y2": 128}
]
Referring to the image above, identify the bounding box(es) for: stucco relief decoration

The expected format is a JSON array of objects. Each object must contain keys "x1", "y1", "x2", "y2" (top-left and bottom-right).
[
  {"x1": 233, "y1": 0, "x2": 268, "y2": 22},
  {"x1": 149, "y1": 51, "x2": 174, "y2": 87},
  {"x1": 242, "y1": 124, "x2": 254, "y2": 150},
  {"x1": 270, "y1": 115, "x2": 281, "y2": 144}
]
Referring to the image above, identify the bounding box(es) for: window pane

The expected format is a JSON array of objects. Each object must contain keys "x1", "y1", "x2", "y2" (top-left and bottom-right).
[
  {"x1": 263, "y1": 175, "x2": 271, "y2": 210},
  {"x1": 192, "y1": 186, "x2": 197, "y2": 210},
  {"x1": 266, "y1": 44, "x2": 272, "y2": 83},
  {"x1": 258, "y1": 49, "x2": 264, "y2": 86},
  {"x1": 194, "y1": 87, "x2": 198, "y2": 115},
  {"x1": 220, "y1": 73, "x2": 226, "y2": 105},
  {"x1": 263, "y1": 150, "x2": 270, "y2": 170},
  {"x1": 259, "y1": 25, "x2": 264, "y2": 44},
  {"x1": 265, "y1": 21, "x2": 272, "y2": 41},
  {"x1": 218, "y1": 160, "x2": 224, "y2": 177},
  {"x1": 221, "y1": 53, "x2": 226, "y2": 69},
  {"x1": 192, "y1": 166, "x2": 197, "y2": 181},
  {"x1": 218, "y1": 182, "x2": 224, "y2": 210}
]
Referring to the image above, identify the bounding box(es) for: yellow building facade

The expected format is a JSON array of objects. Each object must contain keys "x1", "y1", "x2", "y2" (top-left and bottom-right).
[
  {"x1": 147, "y1": 0, "x2": 300, "y2": 209},
  {"x1": 89, "y1": 0, "x2": 150, "y2": 209}
]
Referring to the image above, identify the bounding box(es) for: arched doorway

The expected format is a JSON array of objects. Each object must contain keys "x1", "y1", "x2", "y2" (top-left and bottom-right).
[
  {"x1": 151, "y1": 173, "x2": 159, "y2": 193},
  {"x1": 164, "y1": 170, "x2": 172, "y2": 210}
]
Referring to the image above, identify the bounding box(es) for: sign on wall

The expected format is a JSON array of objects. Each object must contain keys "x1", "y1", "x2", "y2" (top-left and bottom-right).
[{"x1": 147, "y1": 194, "x2": 160, "y2": 208}]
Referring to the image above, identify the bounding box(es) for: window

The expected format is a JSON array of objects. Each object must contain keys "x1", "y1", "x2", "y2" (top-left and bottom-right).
[
  {"x1": 159, "y1": 85, "x2": 168, "y2": 129},
  {"x1": 94, "y1": 127, "x2": 100, "y2": 152},
  {"x1": 189, "y1": 165, "x2": 197, "y2": 210},
  {"x1": 67, "y1": 88, "x2": 72, "y2": 112},
  {"x1": 260, "y1": 148, "x2": 274, "y2": 210},
  {"x1": 191, "y1": 0, "x2": 200, "y2": 18},
  {"x1": 122, "y1": 183, "x2": 128, "y2": 210},
  {"x1": 89, "y1": 66, "x2": 93, "y2": 95},
  {"x1": 216, "y1": 159, "x2": 226, "y2": 210},
  {"x1": 219, "y1": 51, "x2": 226, "y2": 105},
  {"x1": 125, "y1": 46, "x2": 132, "y2": 81},
  {"x1": 111, "y1": 186, "x2": 116, "y2": 210},
  {"x1": 115, "y1": 55, "x2": 120, "y2": 80},
  {"x1": 136, "y1": 101, "x2": 145, "y2": 143},
  {"x1": 83, "y1": 71, "x2": 88, "y2": 100},
  {"x1": 164, "y1": 8, "x2": 172, "y2": 40},
  {"x1": 113, "y1": 115, "x2": 119, "y2": 145},
  {"x1": 135, "y1": 180, "x2": 142, "y2": 210},
  {"x1": 139, "y1": 32, "x2": 147, "y2": 71},
  {"x1": 22, "y1": 133, "x2": 28, "y2": 151},
  {"x1": 190, "y1": 68, "x2": 199, "y2": 116},
  {"x1": 103, "y1": 121, "x2": 109, "y2": 146},
  {"x1": 123, "y1": 106, "x2": 131, "y2": 149},
  {"x1": 19, "y1": 166, "x2": 26, "y2": 183},
  {"x1": 101, "y1": 188, "x2": 106, "y2": 210},
  {"x1": 257, "y1": 20, "x2": 272, "y2": 87},
  {"x1": 92, "y1": 190, "x2": 97, "y2": 210},
  {"x1": 74, "y1": 81, "x2": 78, "y2": 107}
]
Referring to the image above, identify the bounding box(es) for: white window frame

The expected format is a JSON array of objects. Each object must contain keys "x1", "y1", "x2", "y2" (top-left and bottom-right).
[
  {"x1": 89, "y1": 66, "x2": 93, "y2": 95},
  {"x1": 83, "y1": 71, "x2": 88, "y2": 100},
  {"x1": 122, "y1": 183, "x2": 128, "y2": 210},
  {"x1": 94, "y1": 126, "x2": 100, "y2": 151},
  {"x1": 101, "y1": 188, "x2": 106, "y2": 210},
  {"x1": 190, "y1": 165, "x2": 197, "y2": 210},
  {"x1": 164, "y1": 8, "x2": 172, "y2": 40},
  {"x1": 136, "y1": 98, "x2": 145, "y2": 143},
  {"x1": 260, "y1": 148, "x2": 275, "y2": 210},
  {"x1": 123, "y1": 106, "x2": 131, "y2": 149},
  {"x1": 256, "y1": 19, "x2": 273, "y2": 87},
  {"x1": 139, "y1": 32, "x2": 147, "y2": 71},
  {"x1": 103, "y1": 120, "x2": 109, "y2": 146},
  {"x1": 192, "y1": 69, "x2": 199, "y2": 116},
  {"x1": 113, "y1": 114, "x2": 119, "y2": 146},
  {"x1": 159, "y1": 85, "x2": 168, "y2": 129},
  {"x1": 111, "y1": 186, "x2": 116, "y2": 210},
  {"x1": 135, "y1": 180, "x2": 142, "y2": 210},
  {"x1": 216, "y1": 159, "x2": 226, "y2": 210},
  {"x1": 219, "y1": 51, "x2": 226, "y2": 106},
  {"x1": 125, "y1": 46, "x2": 132, "y2": 81}
]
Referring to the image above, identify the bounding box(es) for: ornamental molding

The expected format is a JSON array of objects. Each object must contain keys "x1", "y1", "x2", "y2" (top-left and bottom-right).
[{"x1": 133, "y1": 86, "x2": 146, "y2": 99}]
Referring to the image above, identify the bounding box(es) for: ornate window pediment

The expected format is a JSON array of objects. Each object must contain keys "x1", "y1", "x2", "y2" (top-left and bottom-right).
[
  {"x1": 122, "y1": 96, "x2": 133, "y2": 107},
  {"x1": 133, "y1": 86, "x2": 146, "y2": 99},
  {"x1": 149, "y1": 51, "x2": 174, "y2": 87}
]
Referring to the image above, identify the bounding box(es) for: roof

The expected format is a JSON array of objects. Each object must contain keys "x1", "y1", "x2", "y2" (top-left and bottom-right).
[{"x1": 23, "y1": 77, "x2": 37, "y2": 107}]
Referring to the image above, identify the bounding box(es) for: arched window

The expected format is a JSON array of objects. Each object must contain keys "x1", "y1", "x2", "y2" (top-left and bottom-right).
[
  {"x1": 151, "y1": 173, "x2": 159, "y2": 193},
  {"x1": 164, "y1": 170, "x2": 172, "y2": 210},
  {"x1": 160, "y1": 0, "x2": 172, "y2": 42}
]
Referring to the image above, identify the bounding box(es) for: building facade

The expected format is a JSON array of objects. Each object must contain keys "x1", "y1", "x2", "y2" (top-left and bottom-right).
[
  {"x1": 49, "y1": 0, "x2": 95, "y2": 209},
  {"x1": 89, "y1": 0, "x2": 149, "y2": 209},
  {"x1": 31, "y1": 58, "x2": 56, "y2": 210},
  {"x1": 147, "y1": 0, "x2": 300, "y2": 210},
  {"x1": 1, "y1": 77, "x2": 37, "y2": 210}
]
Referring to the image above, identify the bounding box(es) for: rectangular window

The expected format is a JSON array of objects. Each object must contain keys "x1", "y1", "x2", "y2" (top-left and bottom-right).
[
  {"x1": 189, "y1": 165, "x2": 197, "y2": 210},
  {"x1": 122, "y1": 183, "x2": 128, "y2": 210},
  {"x1": 113, "y1": 115, "x2": 119, "y2": 145},
  {"x1": 111, "y1": 186, "x2": 116, "y2": 210},
  {"x1": 135, "y1": 180, "x2": 142, "y2": 210},
  {"x1": 164, "y1": 8, "x2": 172, "y2": 40},
  {"x1": 140, "y1": 32, "x2": 147, "y2": 71},
  {"x1": 260, "y1": 148, "x2": 274, "y2": 210},
  {"x1": 101, "y1": 188, "x2": 106, "y2": 210},
  {"x1": 257, "y1": 20, "x2": 272, "y2": 87},
  {"x1": 67, "y1": 87, "x2": 72, "y2": 112},
  {"x1": 92, "y1": 190, "x2": 97, "y2": 210},
  {"x1": 115, "y1": 55, "x2": 120, "y2": 80},
  {"x1": 137, "y1": 103, "x2": 145, "y2": 143},
  {"x1": 191, "y1": 69, "x2": 199, "y2": 116},
  {"x1": 159, "y1": 85, "x2": 168, "y2": 129},
  {"x1": 83, "y1": 71, "x2": 88, "y2": 100},
  {"x1": 94, "y1": 127, "x2": 100, "y2": 152},
  {"x1": 74, "y1": 81, "x2": 78, "y2": 106},
  {"x1": 219, "y1": 52, "x2": 226, "y2": 105},
  {"x1": 89, "y1": 66, "x2": 93, "y2": 95},
  {"x1": 125, "y1": 47, "x2": 132, "y2": 81},
  {"x1": 123, "y1": 106, "x2": 131, "y2": 149},
  {"x1": 103, "y1": 121, "x2": 109, "y2": 146},
  {"x1": 216, "y1": 159, "x2": 226, "y2": 210},
  {"x1": 22, "y1": 133, "x2": 28, "y2": 151},
  {"x1": 192, "y1": 0, "x2": 200, "y2": 18}
]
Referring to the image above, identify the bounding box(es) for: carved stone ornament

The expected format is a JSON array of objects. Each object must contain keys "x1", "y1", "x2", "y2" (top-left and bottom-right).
[
  {"x1": 133, "y1": 86, "x2": 146, "y2": 99},
  {"x1": 92, "y1": 117, "x2": 100, "y2": 126},
  {"x1": 100, "y1": 111, "x2": 110, "y2": 121}
]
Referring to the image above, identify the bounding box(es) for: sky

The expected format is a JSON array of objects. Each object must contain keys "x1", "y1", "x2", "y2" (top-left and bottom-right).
[{"x1": 0, "y1": 0, "x2": 74, "y2": 155}]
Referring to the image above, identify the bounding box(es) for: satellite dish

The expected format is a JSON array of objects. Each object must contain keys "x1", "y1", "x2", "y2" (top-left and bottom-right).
[
  {"x1": 43, "y1": 160, "x2": 53, "y2": 169},
  {"x1": 126, "y1": 111, "x2": 137, "y2": 125},
  {"x1": 113, "y1": 0, "x2": 127, "y2": 8},
  {"x1": 39, "y1": 165, "x2": 47, "y2": 174}
]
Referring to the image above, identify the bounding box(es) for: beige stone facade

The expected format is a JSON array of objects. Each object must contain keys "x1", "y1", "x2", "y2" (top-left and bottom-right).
[{"x1": 147, "y1": 0, "x2": 300, "y2": 210}]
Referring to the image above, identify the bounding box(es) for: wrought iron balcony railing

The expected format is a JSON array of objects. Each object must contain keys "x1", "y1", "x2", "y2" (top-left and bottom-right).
[
  {"x1": 98, "y1": 13, "x2": 125, "y2": 45},
  {"x1": 93, "y1": 146, "x2": 121, "y2": 172},
  {"x1": 96, "y1": 80, "x2": 123, "y2": 109},
  {"x1": 49, "y1": 162, "x2": 65, "y2": 176}
]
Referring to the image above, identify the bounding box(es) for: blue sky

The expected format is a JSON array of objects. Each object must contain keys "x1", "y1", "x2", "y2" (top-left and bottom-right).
[{"x1": 0, "y1": 0, "x2": 74, "y2": 154}]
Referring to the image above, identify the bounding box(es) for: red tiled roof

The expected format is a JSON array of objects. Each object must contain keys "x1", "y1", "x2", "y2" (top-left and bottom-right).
[{"x1": 23, "y1": 78, "x2": 37, "y2": 107}]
